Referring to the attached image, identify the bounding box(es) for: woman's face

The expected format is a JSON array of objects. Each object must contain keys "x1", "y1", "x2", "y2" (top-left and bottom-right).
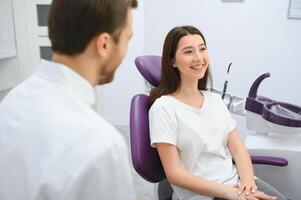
[{"x1": 173, "y1": 34, "x2": 209, "y2": 81}]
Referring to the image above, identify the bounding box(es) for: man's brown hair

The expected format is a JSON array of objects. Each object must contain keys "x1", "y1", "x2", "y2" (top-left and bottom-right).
[{"x1": 48, "y1": 0, "x2": 137, "y2": 55}]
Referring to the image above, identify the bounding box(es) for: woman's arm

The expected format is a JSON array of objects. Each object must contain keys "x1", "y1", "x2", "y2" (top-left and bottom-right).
[
  {"x1": 227, "y1": 130, "x2": 278, "y2": 200},
  {"x1": 156, "y1": 143, "x2": 241, "y2": 200},
  {"x1": 227, "y1": 129, "x2": 256, "y2": 195}
]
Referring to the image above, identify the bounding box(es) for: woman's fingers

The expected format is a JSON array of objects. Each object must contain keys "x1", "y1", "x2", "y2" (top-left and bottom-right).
[
  {"x1": 251, "y1": 185, "x2": 258, "y2": 194},
  {"x1": 246, "y1": 196, "x2": 259, "y2": 200},
  {"x1": 238, "y1": 184, "x2": 246, "y2": 195},
  {"x1": 253, "y1": 191, "x2": 277, "y2": 200},
  {"x1": 245, "y1": 185, "x2": 252, "y2": 196}
]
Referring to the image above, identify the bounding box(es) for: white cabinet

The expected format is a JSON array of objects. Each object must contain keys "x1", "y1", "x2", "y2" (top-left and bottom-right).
[
  {"x1": 0, "y1": 0, "x2": 52, "y2": 93},
  {"x1": 0, "y1": 0, "x2": 18, "y2": 92},
  {"x1": 0, "y1": 0, "x2": 17, "y2": 59}
]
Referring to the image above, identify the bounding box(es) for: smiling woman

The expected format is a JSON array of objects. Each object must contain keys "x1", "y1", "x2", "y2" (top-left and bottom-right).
[
  {"x1": 148, "y1": 26, "x2": 209, "y2": 107},
  {"x1": 174, "y1": 34, "x2": 208, "y2": 83},
  {"x1": 147, "y1": 25, "x2": 286, "y2": 200}
]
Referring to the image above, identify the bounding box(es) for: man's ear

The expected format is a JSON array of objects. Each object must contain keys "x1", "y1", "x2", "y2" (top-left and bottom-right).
[{"x1": 95, "y1": 33, "x2": 112, "y2": 57}]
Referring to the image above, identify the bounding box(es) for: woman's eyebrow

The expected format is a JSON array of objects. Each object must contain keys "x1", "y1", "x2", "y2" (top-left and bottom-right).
[
  {"x1": 182, "y1": 43, "x2": 205, "y2": 51},
  {"x1": 182, "y1": 46, "x2": 193, "y2": 50}
]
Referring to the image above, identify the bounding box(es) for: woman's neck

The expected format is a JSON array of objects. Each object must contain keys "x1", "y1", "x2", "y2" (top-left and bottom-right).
[
  {"x1": 175, "y1": 78, "x2": 200, "y2": 98},
  {"x1": 172, "y1": 78, "x2": 204, "y2": 109}
]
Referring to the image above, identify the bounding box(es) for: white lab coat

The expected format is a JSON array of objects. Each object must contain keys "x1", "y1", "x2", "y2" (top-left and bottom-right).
[{"x1": 0, "y1": 60, "x2": 136, "y2": 200}]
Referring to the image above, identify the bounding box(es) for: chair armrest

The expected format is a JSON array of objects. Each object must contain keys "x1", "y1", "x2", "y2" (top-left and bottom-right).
[{"x1": 251, "y1": 155, "x2": 288, "y2": 167}]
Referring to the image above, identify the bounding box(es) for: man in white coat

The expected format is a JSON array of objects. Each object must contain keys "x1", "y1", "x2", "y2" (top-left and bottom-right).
[{"x1": 0, "y1": 0, "x2": 138, "y2": 199}]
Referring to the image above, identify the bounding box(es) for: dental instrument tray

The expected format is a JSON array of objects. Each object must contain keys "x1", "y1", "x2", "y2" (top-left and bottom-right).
[{"x1": 245, "y1": 73, "x2": 301, "y2": 134}]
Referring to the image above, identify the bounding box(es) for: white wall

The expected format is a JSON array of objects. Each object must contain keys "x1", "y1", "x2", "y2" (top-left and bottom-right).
[
  {"x1": 96, "y1": 1, "x2": 145, "y2": 125},
  {"x1": 143, "y1": 0, "x2": 301, "y2": 138}
]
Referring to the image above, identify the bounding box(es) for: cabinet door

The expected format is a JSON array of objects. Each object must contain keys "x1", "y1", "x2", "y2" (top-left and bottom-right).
[
  {"x1": 0, "y1": 0, "x2": 18, "y2": 92},
  {"x1": 36, "y1": 2, "x2": 53, "y2": 60},
  {"x1": 26, "y1": 0, "x2": 52, "y2": 65},
  {"x1": 11, "y1": 0, "x2": 52, "y2": 83},
  {"x1": 39, "y1": 37, "x2": 52, "y2": 61}
]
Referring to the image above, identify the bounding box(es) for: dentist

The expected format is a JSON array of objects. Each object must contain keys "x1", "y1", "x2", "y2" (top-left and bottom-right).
[{"x1": 0, "y1": 0, "x2": 138, "y2": 199}]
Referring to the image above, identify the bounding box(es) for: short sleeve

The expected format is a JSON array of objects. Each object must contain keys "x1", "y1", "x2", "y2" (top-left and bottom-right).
[
  {"x1": 149, "y1": 99, "x2": 178, "y2": 147},
  {"x1": 59, "y1": 146, "x2": 136, "y2": 200},
  {"x1": 213, "y1": 93, "x2": 236, "y2": 133}
]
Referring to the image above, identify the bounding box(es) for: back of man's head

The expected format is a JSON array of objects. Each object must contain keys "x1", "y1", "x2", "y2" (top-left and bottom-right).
[{"x1": 48, "y1": 0, "x2": 138, "y2": 55}]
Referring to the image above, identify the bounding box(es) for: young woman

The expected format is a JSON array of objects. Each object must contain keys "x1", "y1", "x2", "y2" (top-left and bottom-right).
[{"x1": 148, "y1": 26, "x2": 286, "y2": 200}]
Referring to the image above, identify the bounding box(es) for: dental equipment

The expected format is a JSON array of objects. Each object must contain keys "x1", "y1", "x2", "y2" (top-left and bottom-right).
[
  {"x1": 244, "y1": 73, "x2": 301, "y2": 200},
  {"x1": 221, "y1": 62, "x2": 232, "y2": 100},
  {"x1": 218, "y1": 73, "x2": 301, "y2": 200}
]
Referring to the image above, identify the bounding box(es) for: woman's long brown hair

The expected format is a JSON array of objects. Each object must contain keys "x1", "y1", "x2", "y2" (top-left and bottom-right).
[{"x1": 148, "y1": 26, "x2": 210, "y2": 107}]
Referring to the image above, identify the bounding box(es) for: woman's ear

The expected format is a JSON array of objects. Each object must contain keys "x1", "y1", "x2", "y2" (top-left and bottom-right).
[
  {"x1": 95, "y1": 33, "x2": 112, "y2": 57},
  {"x1": 171, "y1": 59, "x2": 176, "y2": 68}
]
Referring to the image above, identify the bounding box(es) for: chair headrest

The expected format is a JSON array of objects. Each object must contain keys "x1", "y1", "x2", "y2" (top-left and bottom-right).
[{"x1": 135, "y1": 55, "x2": 161, "y2": 87}]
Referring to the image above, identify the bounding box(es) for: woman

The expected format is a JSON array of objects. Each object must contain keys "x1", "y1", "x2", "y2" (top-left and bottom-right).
[{"x1": 148, "y1": 26, "x2": 286, "y2": 200}]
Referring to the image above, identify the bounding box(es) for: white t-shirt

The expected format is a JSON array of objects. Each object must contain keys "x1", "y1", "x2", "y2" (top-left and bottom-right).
[
  {"x1": 0, "y1": 60, "x2": 136, "y2": 200},
  {"x1": 149, "y1": 91, "x2": 238, "y2": 200}
]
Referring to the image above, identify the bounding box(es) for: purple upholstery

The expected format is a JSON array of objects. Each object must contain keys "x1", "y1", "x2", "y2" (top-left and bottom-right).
[
  {"x1": 135, "y1": 55, "x2": 161, "y2": 87},
  {"x1": 130, "y1": 94, "x2": 166, "y2": 182},
  {"x1": 251, "y1": 156, "x2": 288, "y2": 167}
]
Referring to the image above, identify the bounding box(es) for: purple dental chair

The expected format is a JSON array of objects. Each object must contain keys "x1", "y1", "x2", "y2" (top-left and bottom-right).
[{"x1": 130, "y1": 55, "x2": 288, "y2": 200}]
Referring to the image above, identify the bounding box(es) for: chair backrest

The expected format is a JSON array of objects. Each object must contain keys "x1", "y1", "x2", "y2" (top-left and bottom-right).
[
  {"x1": 130, "y1": 94, "x2": 165, "y2": 183},
  {"x1": 135, "y1": 55, "x2": 161, "y2": 87}
]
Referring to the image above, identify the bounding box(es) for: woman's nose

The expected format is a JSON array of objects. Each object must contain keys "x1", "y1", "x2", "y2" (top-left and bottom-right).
[{"x1": 194, "y1": 51, "x2": 204, "y2": 63}]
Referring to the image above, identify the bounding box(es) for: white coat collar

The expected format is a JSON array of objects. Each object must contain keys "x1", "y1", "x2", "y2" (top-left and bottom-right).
[{"x1": 36, "y1": 59, "x2": 96, "y2": 107}]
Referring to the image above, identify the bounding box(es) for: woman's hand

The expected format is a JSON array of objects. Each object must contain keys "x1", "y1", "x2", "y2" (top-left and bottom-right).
[
  {"x1": 234, "y1": 182, "x2": 257, "y2": 196},
  {"x1": 232, "y1": 184, "x2": 277, "y2": 200},
  {"x1": 224, "y1": 186, "x2": 248, "y2": 200},
  {"x1": 245, "y1": 190, "x2": 277, "y2": 200}
]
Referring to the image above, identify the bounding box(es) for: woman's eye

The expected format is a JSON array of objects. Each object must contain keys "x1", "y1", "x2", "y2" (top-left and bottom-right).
[
  {"x1": 184, "y1": 50, "x2": 193, "y2": 54},
  {"x1": 200, "y1": 47, "x2": 206, "y2": 51}
]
